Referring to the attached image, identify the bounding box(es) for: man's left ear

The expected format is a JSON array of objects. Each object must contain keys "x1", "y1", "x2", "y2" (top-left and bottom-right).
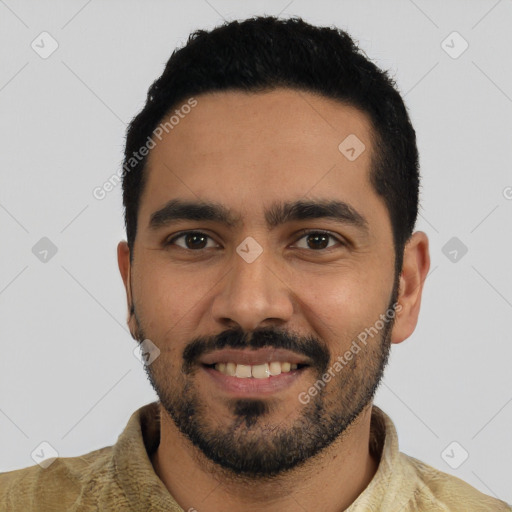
[{"x1": 391, "y1": 231, "x2": 430, "y2": 345}]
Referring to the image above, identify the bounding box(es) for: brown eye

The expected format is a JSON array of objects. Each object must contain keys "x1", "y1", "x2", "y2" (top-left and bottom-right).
[
  {"x1": 167, "y1": 231, "x2": 219, "y2": 250},
  {"x1": 294, "y1": 231, "x2": 343, "y2": 251}
]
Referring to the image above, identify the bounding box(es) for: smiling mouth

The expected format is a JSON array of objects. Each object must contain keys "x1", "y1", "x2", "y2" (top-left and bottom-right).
[{"x1": 203, "y1": 361, "x2": 309, "y2": 379}]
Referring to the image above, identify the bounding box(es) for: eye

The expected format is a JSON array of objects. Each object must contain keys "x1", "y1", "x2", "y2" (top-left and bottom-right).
[
  {"x1": 165, "y1": 231, "x2": 219, "y2": 250},
  {"x1": 165, "y1": 230, "x2": 345, "y2": 252},
  {"x1": 293, "y1": 230, "x2": 345, "y2": 251}
]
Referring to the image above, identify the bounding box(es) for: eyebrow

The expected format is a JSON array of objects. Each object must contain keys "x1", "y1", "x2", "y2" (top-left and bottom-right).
[{"x1": 148, "y1": 198, "x2": 369, "y2": 233}]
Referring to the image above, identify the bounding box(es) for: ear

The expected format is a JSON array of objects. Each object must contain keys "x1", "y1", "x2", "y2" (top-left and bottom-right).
[
  {"x1": 117, "y1": 241, "x2": 138, "y2": 340},
  {"x1": 391, "y1": 231, "x2": 430, "y2": 345}
]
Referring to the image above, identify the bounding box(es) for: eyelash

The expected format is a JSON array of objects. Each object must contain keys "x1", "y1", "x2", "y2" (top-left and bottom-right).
[{"x1": 165, "y1": 229, "x2": 345, "y2": 251}]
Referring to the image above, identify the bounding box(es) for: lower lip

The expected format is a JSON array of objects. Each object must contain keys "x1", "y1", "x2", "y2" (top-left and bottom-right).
[{"x1": 202, "y1": 365, "x2": 307, "y2": 397}]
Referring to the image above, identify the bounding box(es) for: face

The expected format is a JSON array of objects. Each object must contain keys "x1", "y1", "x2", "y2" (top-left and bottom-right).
[{"x1": 120, "y1": 88, "x2": 407, "y2": 477}]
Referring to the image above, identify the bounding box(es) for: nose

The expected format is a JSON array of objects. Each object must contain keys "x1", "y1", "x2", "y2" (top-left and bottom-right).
[{"x1": 211, "y1": 242, "x2": 295, "y2": 331}]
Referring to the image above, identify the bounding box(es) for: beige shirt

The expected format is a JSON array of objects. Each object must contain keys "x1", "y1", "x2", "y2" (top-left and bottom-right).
[{"x1": 1, "y1": 402, "x2": 510, "y2": 511}]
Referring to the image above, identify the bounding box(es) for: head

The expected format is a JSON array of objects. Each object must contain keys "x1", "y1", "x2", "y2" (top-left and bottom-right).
[{"x1": 118, "y1": 16, "x2": 430, "y2": 478}]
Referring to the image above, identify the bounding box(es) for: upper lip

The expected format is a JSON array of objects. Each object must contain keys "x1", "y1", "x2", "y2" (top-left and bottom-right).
[{"x1": 199, "y1": 348, "x2": 311, "y2": 366}]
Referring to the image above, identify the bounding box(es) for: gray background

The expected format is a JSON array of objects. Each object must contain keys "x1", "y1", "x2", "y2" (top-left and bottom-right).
[{"x1": 1, "y1": 0, "x2": 511, "y2": 504}]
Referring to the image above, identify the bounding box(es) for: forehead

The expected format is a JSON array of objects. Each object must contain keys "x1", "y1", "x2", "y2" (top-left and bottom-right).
[
  {"x1": 152, "y1": 88, "x2": 374, "y2": 164},
  {"x1": 140, "y1": 88, "x2": 385, "y2": 232}
]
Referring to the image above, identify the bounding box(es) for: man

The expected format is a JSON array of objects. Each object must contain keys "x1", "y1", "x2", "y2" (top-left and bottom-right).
[{"x1": 1, "y1": 15, "x2": 510, "y2": 512}]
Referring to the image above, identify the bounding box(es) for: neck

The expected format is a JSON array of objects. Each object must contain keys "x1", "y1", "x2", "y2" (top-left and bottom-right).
[{"x1": 151, "y1": 403, "x2": 379, "y2": 512}]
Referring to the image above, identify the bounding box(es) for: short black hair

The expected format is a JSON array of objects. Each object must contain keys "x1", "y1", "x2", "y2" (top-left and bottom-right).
[{"x1": 122, "y1": 15, "x2": 420, "y2": 275}]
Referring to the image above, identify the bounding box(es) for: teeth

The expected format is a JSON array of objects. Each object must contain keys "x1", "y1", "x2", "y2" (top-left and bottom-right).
[
  {"x1": 235, "y1": 364, "x2": 252, "y2": 378},
  {"x1": 214, "y1": 361, "x2": 300, "y2": 378},
  {"x1": 252, "y1": 363, "x2": 270, "y2": 379},
  {"x1": 269, "y1": 361, "x2": 282, "y2": 376},
  {"x1": 226, "y1": 362, "x2": 236, "y2": 376}
]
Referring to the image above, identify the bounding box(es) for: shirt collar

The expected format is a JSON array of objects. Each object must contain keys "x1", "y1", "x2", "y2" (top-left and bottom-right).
[
  {"x1": 112, "y1": 402, "x2": 181, "y2": 510},
  {"x1": 347, "y1": 404, "x2": 419, "y2": 511}
]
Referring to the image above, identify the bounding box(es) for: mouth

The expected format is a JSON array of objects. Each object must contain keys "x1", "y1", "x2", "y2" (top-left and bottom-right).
[{"x1": 199, "y1": 348, "x2": 311, "y2": 396}]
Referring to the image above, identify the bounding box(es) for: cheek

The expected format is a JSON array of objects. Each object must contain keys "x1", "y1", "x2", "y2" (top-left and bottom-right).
[
  {"x1": 131, "y1": 258, "x2": 174, "y2": 326},
  {"x1": 296, "y1": 267, "x2": 392, "y2": 348},
  {"x1": 133, "y1": 255, "x2": 216, "y2": 337}
]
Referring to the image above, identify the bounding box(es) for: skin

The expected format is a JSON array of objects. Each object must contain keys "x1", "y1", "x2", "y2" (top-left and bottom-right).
[{"x1": 118, "y1": 88, "x2": 430, "y2": 512}]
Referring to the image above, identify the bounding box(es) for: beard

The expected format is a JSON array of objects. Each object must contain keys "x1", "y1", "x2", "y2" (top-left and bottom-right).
[{"x1": 133, "y1": 281, "x2": 398, "y2": 479}]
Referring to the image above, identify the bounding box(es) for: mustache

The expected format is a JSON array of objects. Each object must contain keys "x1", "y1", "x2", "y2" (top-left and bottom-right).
[{"x1": 182, "y1": 326, "x2": 330, "y2": 374}]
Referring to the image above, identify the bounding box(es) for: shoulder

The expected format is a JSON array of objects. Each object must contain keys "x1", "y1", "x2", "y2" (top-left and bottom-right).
[
  {"x1": 400, "y1": 452, "x2": 512, "y2": 511},
  {"x1": 0, "y1": 446, "x2": 115, "y2": 512}
]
